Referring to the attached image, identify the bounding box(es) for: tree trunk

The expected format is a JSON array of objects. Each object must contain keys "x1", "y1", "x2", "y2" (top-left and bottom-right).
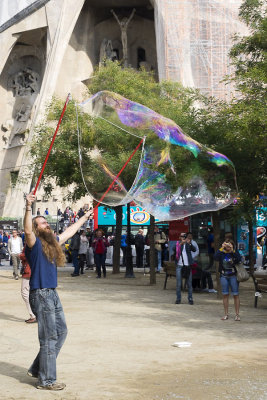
[
  {"x1": 149, "y1": 215, "x2": 156, "y2": 284},
  {"x1": 248, "y1": 218, "x2": 254, "y2": 275},
  {"x1": 113, "y1": 205, "x2": 122, "y2": 274},
  {"x1": 212, "y1": 211, "x2": 221, "y2": 298},
  {"x1": 125, "y1": 202, "x2": 135, "y2": 278}
]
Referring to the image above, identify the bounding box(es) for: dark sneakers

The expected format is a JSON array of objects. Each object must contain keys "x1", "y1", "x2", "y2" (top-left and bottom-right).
[
  {"x1": 27, "y1": 371, "x2": 38, "y2": 378},
  {"x1": 175, "y1": 299, "x2": 194, "y2": 304},
  {"x1": 37, "y1": 382, "x2": 66, "y2": 391}
]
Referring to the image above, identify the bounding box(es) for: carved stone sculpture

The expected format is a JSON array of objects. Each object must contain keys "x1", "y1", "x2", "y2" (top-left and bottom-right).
[
  {"x1": 111, "y1": 8, "x2": 136, "y2": 66},
  {"x1": 3, "y1": 67, "x2": 40, "y2": 147},
  {"x1": 99, "y1": 39, "x2": 116, "y2": 65},
  {"x1": 10, "y1": 67, "x2": 39, "y2": 97}
]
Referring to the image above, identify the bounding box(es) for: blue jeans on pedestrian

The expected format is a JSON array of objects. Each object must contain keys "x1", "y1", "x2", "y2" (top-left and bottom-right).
[
  {"x1": 220, "y1": 274, "x2": 239, "y2": 295},
  {"x1": 155, "y1": 249, "x2": 162, "y2": 271},
  {"x1": 176, "y1": 265, "x2": 193, "y2": 303},
  {"x1": 29, "y1": 289, "x2": 68, "y2": 386},
  {"x1": 72, "y1": 249, "x2": 79, "y2": 275}
]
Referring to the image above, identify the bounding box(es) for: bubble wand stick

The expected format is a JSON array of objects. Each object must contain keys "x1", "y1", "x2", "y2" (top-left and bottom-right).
[{"x1": 33, "y1": 93, "x2": 72, "y2": 195}]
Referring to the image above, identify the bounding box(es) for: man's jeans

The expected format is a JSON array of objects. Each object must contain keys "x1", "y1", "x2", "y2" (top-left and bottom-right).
[
  {"x1": 176, "y1": 265, "x2": 193, "y2": 302},
  {"x1": 155, "y1": 249, "x2": 162, "y2": 272},
  {"x1": 72, "y1": 249, "x2": 79, "y2": 275},
  {"x1": 29, "y1": 289, "x2": 68, "y2": 386},
  {"x1": 135, "y1": 247, "x2": 144, "y2": 268}
]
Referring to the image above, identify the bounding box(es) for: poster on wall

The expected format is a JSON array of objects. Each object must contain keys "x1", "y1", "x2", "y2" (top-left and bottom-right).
[
  {"x1": 96, "y1": 206, "x2": 161, "y2": 227},
  {"x1": 256, "y1": 207, "x2": 267, "y2": 228},
  {"x1": 237, "y1": 221, "x2": 257, "y2": 265}
]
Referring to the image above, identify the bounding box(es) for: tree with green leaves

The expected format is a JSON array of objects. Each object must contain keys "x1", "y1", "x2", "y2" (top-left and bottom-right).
[{"x1": 192, "y1": 0, "x2": 266, "y2": 271}]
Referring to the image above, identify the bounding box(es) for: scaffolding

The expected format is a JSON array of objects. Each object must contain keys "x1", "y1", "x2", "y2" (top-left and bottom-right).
[{"x1": 156, "y1": 0, "x2": 247, "y2": 100}]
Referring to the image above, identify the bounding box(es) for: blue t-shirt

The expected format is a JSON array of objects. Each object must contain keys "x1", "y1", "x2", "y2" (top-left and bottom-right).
[
  {"x1": 25, "y1": 237, "x2": 57, "y2": 290},
  {"x1": 207, "y1": 234, "x2": 214, "y2": 254},
  {"x1": 3, "y1": 235, "x2": 9, "y2": 244},
  {"x1": 121, "y1": 234, "x2": 127, "y2": 248}
]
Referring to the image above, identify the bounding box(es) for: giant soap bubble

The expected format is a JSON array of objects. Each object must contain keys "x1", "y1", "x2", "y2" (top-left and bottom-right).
[{"x1": 78, "y1": 91, "x2": 237, "y2": 221}]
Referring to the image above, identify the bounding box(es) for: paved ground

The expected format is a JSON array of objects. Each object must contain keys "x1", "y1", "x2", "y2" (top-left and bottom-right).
[{"x1": 1, "y1": 261, "x2": 267, "y2": 400}]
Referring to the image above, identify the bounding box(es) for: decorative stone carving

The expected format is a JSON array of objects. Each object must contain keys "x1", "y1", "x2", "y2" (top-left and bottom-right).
[
  {"x1": 9, "y1": 67, "x2": 39, "y2": 97},
  {"x1": 3, "y1": 66, "x2": 40, "y2": 147}
]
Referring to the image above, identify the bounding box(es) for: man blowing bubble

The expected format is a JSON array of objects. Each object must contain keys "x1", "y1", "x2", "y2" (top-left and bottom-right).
[{"x1": 24, "y1": 191, "x2": 92, "y2": 390}]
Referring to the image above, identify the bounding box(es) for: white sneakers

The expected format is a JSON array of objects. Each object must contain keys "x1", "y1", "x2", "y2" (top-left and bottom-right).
[{"x1": 202, "y1": 288, "x2": 217, "y2": 293}]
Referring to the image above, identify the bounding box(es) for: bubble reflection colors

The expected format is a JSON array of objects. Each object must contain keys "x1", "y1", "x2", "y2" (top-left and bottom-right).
[{"x1": 79, "y1": 91, "x2": 237, "y2": 221}]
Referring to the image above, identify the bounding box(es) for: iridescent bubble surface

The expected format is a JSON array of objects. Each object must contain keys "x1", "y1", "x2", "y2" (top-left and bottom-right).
[{"x1": 78, "y1": 91, "x2": 237, "y2": 221}]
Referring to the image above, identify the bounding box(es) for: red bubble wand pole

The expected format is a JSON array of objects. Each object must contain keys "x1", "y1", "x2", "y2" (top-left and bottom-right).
[{"x1": 33, "y1": 93, "x2": 71, "y2": 195}]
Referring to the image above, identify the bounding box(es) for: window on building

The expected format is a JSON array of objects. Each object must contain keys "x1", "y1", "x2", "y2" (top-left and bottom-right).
[
  {"x1": 10, "y1": 170, "x2": 19, "y2": 188},
  {"x1": 137, "y1": 47, "x2": 146, "y2": 68}
]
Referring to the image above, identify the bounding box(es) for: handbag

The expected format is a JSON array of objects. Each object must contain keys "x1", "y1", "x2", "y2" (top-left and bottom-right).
[
  {"x1": 181, "y1": 252, "x2": 191, "y2": 279},
  {"x1": 236, "y1": 263, "x2": 250, "y2": 282},
  {"x1": 181, "y1": 265, "x2": 191, "y2": 279}
]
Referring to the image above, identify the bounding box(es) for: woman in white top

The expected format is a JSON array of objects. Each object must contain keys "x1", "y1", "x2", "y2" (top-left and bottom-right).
[{"x1": 78, "y1": 230, "x2": 89, "y2": 275}]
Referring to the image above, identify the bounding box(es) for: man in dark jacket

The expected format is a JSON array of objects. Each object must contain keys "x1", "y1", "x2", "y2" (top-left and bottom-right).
[
  {"x1": 135, "y1": 229, "x2": 145, "y2": 268},
  {"x1": 70, "y1": 232, "x2": 80, "y2": 276},
  {"x1": 175, "y1": 232, "x2": 196, "y2": 305}
]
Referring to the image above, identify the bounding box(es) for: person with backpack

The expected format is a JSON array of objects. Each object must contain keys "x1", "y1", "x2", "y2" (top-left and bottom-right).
[{"x1": 154, "y1": 226, "x2": 166, "y2": 273}]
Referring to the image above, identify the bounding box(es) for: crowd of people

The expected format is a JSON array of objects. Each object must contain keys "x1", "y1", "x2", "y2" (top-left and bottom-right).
[{"x1": 36, "y1": 206, "x2": 93, "y2": 225}]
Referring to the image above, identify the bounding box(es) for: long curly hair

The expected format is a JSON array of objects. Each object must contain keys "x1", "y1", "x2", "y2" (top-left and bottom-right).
[{"x1": 32, "y1": 217, "x2": 66, "y2": 267}]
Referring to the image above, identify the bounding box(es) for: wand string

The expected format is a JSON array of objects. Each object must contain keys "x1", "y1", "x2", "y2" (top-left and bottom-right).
[
  {"x1": 94, "y1": 137, "x2": 144, "y2": 209},
  {"x1": 34, "y1": 95, "x2": 144, "y2": 214},
  {"x1": 75, "y1": 102, "x2": 145, "y2": 211},
  {"x1": 33, "y1": 93, "x2": 71, "y2": 195}
]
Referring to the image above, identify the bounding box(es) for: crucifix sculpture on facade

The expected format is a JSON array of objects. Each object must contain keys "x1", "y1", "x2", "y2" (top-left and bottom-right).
[{"x1": 111, "y1": 8, "x2": 136, "y2": 66}]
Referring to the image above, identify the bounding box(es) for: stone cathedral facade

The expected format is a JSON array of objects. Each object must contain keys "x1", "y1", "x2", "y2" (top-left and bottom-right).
[{"x1": 0, "y1": 0, "x2": 246, "y2": 217}]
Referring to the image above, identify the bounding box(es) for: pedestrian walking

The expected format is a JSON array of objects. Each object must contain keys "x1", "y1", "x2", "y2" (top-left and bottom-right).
[{"x1": 8, "y1": 229, "x2": 23, "y2": 279}]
